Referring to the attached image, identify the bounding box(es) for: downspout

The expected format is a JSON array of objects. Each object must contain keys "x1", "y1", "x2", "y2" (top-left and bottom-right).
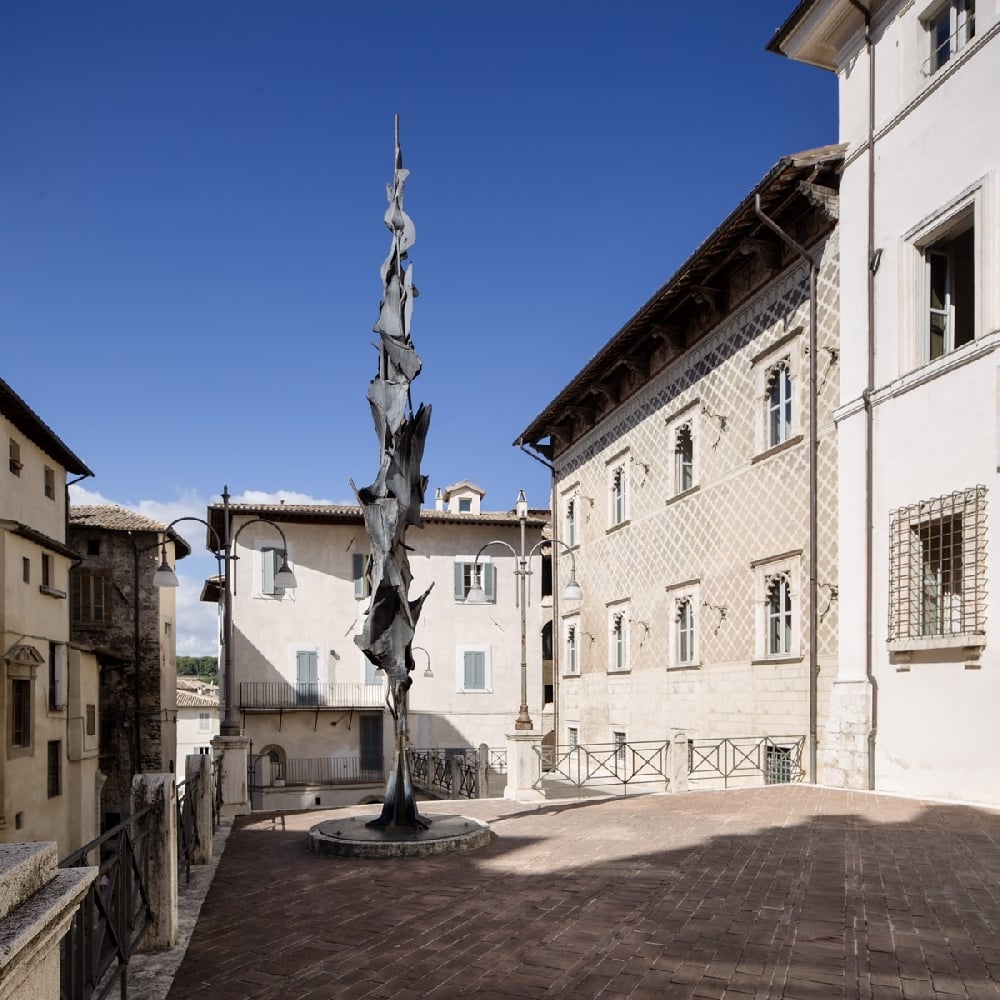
[
  {"x1": 847, "y1": 0, "x2": 877, "y2": 790},
  {"x1": 754, "y1": 194, "x2": 820, "y2": 785},
  {"x1": 518, "y1": 441, "x2": 559, "y2": 746}
]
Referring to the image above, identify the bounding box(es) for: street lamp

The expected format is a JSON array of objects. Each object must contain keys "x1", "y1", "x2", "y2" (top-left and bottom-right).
[
  {"x1": 466, "y1": 489, "x2": 583, "y2": 731},
  {"x1": 153, "y1": 485, "x2": 298, "y2": 737}
]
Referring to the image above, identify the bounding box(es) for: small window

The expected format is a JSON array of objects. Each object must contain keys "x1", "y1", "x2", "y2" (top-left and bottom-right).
[
  {"x1": 565, "y1": 621, "x2": 579, "y2": 675},
  {"x1": 609, "y1": 609, "x2": 629, "y2": 672},
  {"x1": 9, "y1": 438, "x2": 22, "y2": 475},
  {"x1": 766, "y1": 745, "x2": 794, "y2": 784},
  {"x1": 454, "y1": 558, "x2": 495, "y2": 602},
  {"x1": 926, "y1": 221, "x2": 974, "y2": 361},
  {"x1": 48, "y1": 642, "x2": 65, "y2": 711},
  {"x1": 41, "y1": 554, "x2": 52, "y2": 589},
  {"x1": 766, "y1": 361, "x2": 792, "y2": 448},
  {"x1": 353, "y1": 552, "x2": 371, "y2": 599},
  {"x1": 565, "y1": 497, "x2": 577, "y2": 547},
  {"x1": 926, "y1": 0, "x2": 975, "y2": 75},
  {"x1": 86, "y1": 704, "x2": 96, "y2": 736},
  {"x1": 567, "y1": 726, "x2": 578, "y2": 748},
  {"x1": 675, "y1": 423, "x2": 694, "y2": 493},
  {"x1": 11, "y1": 678, "x2": 31, "y2": 748},
  {"x1": 43, "y1": 466, "x2": 55, "y2": 500},
  {"x1": 164, "y1": 621, "x2": 171, "y2": 637},
  {"x1": 610, "y1": 465, "x2": 627, "y2": 526},
  {"x1": 461, "y1": 649, "x2": 488, "y2": 691},
  {"x1": 613, "y1": 730, "x2": 627, "y2": 766},
  {"x1": 458, "y1": 497, "x2": 472, "y2": 513},
  {"x1": 22, "y1": 558, "x2": 30, "y2": 584},
  {"x1": 71, "y1": 570, "x2": 110, "y2": 624},
  {"x1": 48, "y1": 740, "x2": 62, "y2": 797},
  {"x1": 766, "y1": 574, "x2": 793, "y2": 656},
  {"x1": 86, "y1": 538, "x2": 100, "y2": 556},
  {"x1": 676, "y1": 597, "x2": 695, "y2": 665},
  {"x1": 198, "y1": 712, "x2": 211, "y2": 732},
  {"x1": 889, "y1": 486, "x2": 987, "y2": 642}
]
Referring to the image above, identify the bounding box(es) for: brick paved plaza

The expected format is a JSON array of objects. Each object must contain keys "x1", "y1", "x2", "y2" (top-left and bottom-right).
[{"x1": 164, "y1": 787, "x2": 1000, "y2": 999}]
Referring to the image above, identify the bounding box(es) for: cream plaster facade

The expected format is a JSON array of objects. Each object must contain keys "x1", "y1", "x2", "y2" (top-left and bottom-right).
[
  {"x1": 203, "y1": 488, "x2": 549, "y2": 806},
  {"x1": 175, "y1": 679, "x2": 219, "y2": 785},
  {"x1": 0, "y1": 377, "x2": 100, "y2": 856},
  {"x1": 774, "y1": 0, "x2": 1000, "y2": 802},
  {"x1": 519, "y1": 150, "x2": 844, "y2": 783}
]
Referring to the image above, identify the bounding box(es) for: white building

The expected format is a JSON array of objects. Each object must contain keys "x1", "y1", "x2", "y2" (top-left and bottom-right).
[
  {"x1": 175, "y1": 677, "x2": 219, "y2": 785},
  {"x1": 200, "y1": 483, "x2": 551, "y2": 809},
  {"x1": 771, "y1": 0, "x2": 1000, "y2": 802}
]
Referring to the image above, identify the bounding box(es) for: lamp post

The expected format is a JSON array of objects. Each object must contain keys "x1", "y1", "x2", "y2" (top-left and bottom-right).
[
  {"x1": 152, "y1": 486, "x2": 297, "y2": 737},
  {"x1": 466, "y1": 489, "x2": 583, "y2": 732}
]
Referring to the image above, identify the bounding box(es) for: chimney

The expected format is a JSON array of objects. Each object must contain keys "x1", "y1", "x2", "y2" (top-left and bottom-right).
[{"x1": 434, "y1": 487, "x2": 444, "y2": 512}]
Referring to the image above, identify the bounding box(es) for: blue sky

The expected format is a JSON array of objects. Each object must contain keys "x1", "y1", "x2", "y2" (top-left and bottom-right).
[{"x1": 1, "y1": 2, "x2": 836, "y2": 654}]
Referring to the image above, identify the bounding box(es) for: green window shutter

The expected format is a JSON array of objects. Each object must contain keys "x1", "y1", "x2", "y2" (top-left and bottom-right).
[
  {"x1": 454, "y1": 562, "x2": 465, "y2": 600},
  {"x1": 464, "y1": 650, "x2": 486, "y2": 690},
  {"x1": 484, "y1": 563, "x2": 496, "y2": 601},
  {"x1": 262, "y1": 546, "x2": 284, "y2": 596}
]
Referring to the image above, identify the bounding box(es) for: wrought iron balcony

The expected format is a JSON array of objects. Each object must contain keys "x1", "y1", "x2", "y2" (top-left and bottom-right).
[{"x1": 238, "y1": 681, "x2": 385, "y2": 710}]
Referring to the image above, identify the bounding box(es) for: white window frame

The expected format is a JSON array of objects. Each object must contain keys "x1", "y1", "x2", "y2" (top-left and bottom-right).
[
  {"x1": 564, "y1": 494, "x2": 578, "y2": 548},
  {"x1": 564, "y1": 615, "x2": 580, "y2": 676},
  {"x1": 606, "y1": 451, "x2": 629, "y2": 529},
  {"x1": 904, "y1": 183, "x2": 985, "y2": 370},
  {"x1": 752, "y1": 334, "x2": 802, "y2": 456},
  {"x1": 352, "y1": 551, "x2": 371, "y2": 600},
  {"x1": 254, "y1": 539, "x2": 294, "y2": 601},
  {"x1": 666, "y1": 402, "x2": 700, "y2": 498},
  {"x1": 753, "y1": 553, "x2": 802, "y2": 661},
  {"x1": 667, "y1": 580, "x2": 701, "y2": 669},
  {"x1": 922, "y1": 0, "x2": 975, "y2": 75},
  {"x1": 198, "y1": 712, "x2": 211, "y2": 732},
  {"x1": 456, "y1": 646, "x2": 492, "y2": 693},
  {"x1": 607, "y1": 604, "x2": 630, "y2": 673},
  {"x1": 612, "y1": 729, "x2": 627, "y2": 767}
]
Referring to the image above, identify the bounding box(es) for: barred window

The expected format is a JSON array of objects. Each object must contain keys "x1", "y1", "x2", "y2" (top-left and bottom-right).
[{"x1": 889, "y1": 486, "x2": 987, "y2": 641}]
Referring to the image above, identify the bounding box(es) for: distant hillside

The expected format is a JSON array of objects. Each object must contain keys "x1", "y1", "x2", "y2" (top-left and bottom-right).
[{"x1": 177, "y1": 656, "x2": 218, "y2": 684}]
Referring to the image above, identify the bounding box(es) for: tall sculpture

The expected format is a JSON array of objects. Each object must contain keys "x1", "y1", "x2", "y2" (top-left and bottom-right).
[{"x1": 353, "y1": 117, "x2": 433, "y2": 830}]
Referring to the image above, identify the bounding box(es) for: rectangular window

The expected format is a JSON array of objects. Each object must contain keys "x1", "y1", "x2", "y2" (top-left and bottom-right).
[
  {"x1": 565, "y1": 621, "x2": 579, "y2": 675},
  {"x1": 609, "y1": 609, "x2": 629, "y2": 672},
  {"x1": 86, "y1": 704, "x2": 96, "y2": 736},
  {"x1": 766, "y1": 745, "x2": 794, "y2": 784},
  {"x1": 767, "y1": 575, "x2": 793, "y2": 656},
  {"x1": 454, "y1": 558, "x2": 495, "y2": 602},
  {"x1": 753, "y1": 553, "x2": 801, "y2": 660},
  {"x1": 613, "y1": 730, "x2": 627, "y2": 766},
  {"x1": 48, "y1": 642, "x2": 65, "y2": 710},
  {"x1": 675, "y1": 423, "x2": 694, "y2": 493},
  {"x1": 47, "y1": 740, "x2": 61, "y2": 797},
  {"x1": 458, "y1": 497, "x2": 472, "y2": 512},
  {"x1": 9, "y1": 438, "x2": 21, "y2": 475},
  {"x1": 198, "y1": 712, "x2": 211, "y2": 732},
  {"x1": 42, "y1": 554, "x2": 52, "y2": 589},
  {"x1": 565, "y1": 497, "x2": 577, "y2": 547},
  {"x1": 261, "y1": 545, "x2": 286, "y2": 597},
  {"x1": 44, "y1": 466, "x2": 55, "y2": 500},
  {"x1": 610, "y1": 465, "x2": 627, "y2": 526},
  {"x1": 463, "y1": 650, "x2": 487, "y2": 691},
  {"x1": 677, "y1": 597, "x2": 695, "y2": 665},
  {"x1": 22, "y1": 558, "x2": 29, "y2": 584},
  {"x1": 353, "y1": 552, "x2": 371, "y2": 599},
  {"x1": 767, "y1": 361, "x2": 792, "y2": 448},
  {"x1": 567, "y1": 726, "x2": 578, "y2": 748},
  {"x1": 86, "y1": 538, "x2": 100, "y2": 556},
  {"x1": 71, "y1": 570, "x2": 110, "y2": 624},
  {"x1": 11, "y1": 679, "x2": 31, "y2": 748},
  {"x1": 889, "y1": 486, "x2": 987, "y2": 642},
  {"x1": 926, "y1": 222, "x2": 974, "y2": 361},
  {"x1": 926, "y1": 0, "x2": 975, "y2": 74}
]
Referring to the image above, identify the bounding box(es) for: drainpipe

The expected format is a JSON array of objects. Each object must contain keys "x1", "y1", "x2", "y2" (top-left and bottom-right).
[
  {"x1": 754, "y1": 194, "x2": 820, "y2": 785},
  {"x1": 847, "y1": 0, "x2": 878, "y2": 790}
]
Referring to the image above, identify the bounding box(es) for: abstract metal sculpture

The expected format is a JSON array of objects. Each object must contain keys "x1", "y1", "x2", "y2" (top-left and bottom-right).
[{"x1": 353, "y1": 117, "x2": 433, "y2": 830}]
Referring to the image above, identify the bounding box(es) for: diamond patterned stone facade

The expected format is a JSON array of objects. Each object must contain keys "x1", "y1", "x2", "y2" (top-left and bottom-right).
[{"x1": 554, "y1": 234, "x2": 840, "y2": 768}]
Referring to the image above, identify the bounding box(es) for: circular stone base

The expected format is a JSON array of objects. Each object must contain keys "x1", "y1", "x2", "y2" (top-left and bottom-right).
[{"x1": 308, "y1": 813, "x2": 492, "y2": 858}]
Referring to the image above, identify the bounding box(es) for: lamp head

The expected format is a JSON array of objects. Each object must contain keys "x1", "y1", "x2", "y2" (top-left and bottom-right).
[
  {"x1": 515, "y1": 489, "x2": 528, "y2": 521},
  {"x1": 152, "y1": 545, "x2": 179, "y2": 589},
  {"x1": 274, "y1": 555, "x2": 297, "y2": 589}
]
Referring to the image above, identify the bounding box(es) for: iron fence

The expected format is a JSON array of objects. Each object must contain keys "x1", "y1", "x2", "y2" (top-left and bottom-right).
[
  {"x1": 59, "y1": 806, "x2": 155, "y2": 1000},
  {"x1": 239, "y1": 681, "x2": 384, "y2": 709},
  {"x1": 407, "y1": 748, "x2": 480, "y2": 799},
  {"x1": 278, "y1": 756, "x2": 384, "y2": 785},
  {"x1": 175, "y1": 774, "x2": 199, "y2": 885},
  {"x1": 687, "y1": 736, "x2": 805, "y2": 787},
  {"x1": 535, "y1": 740, "x2": 670, "y2": 795}
]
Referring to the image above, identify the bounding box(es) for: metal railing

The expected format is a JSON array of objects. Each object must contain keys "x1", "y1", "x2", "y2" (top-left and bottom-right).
[
  {"x1": 535, "y1": 740, "x2": 670, "y2": 796},
  {"x1": 487, "y1": 748, "x2": 507, "y2": 773},
  {"x1": 407, "y1": 748, "x2": 480, "y2": 799},
  {"x1": 59, "y1": 806, "x2": 155, "y2": 1000},
  {"x1": 239, "y1": 681, "x2": 385, "y2": 709},
  {"x1": 687, "y1": 736, "x2": 805, "y2": 787},
  {"x1": 273, "y1": 756, "x2": 384, "y2": 786}
]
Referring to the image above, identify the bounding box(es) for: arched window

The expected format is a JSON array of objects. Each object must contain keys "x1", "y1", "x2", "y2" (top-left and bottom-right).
[
  {"x1": 766, "y1": 574, "x2": 792, "y2": 656},
  {"x1": 676, "y1": 597, "x2": 695, "y2": 664},
  {"x1": 675, "y1": 423, "x2": 694, "y2": 493},
  {"x1": 766, "y1": 360, "x2": 792, "y2": 447}
]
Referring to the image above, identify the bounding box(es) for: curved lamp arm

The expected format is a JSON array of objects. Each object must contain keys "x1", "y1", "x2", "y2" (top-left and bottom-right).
[
  {"x1": 465, "y1": 538, "x2": 583, "y2": 606},
  {"x1": 229, "y1": 517, "x2": 297, "y2": 594},
  {"x1": 152, "y1": 516, "x2": 223, "y2": 588},
  {"x1": 465, "y1": 539, "x2": 516, "y2": 605}
]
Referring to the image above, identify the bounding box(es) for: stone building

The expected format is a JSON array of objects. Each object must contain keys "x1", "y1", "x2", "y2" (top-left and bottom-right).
[
  {"x1": 68, "y1": 505, "x2": 189, "y2": 827},
  {"x1": 517, "y1": 146, "x2": 844, "y2": 783},
  {"x1": 198, "y1": 484, "x2": 552, "y2": 810},
  {"x1": 771, "y1": 0, "x2": 1000, "y2": 802},
  {"x1": 0, "y1": 376, "x2": 102, "y2": 856}
]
